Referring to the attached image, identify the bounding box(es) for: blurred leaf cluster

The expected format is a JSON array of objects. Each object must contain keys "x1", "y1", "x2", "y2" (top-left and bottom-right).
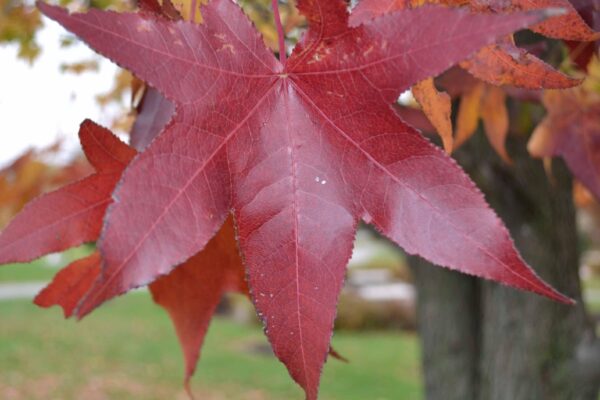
[
  {"x1": 0, "y1": 144, "x2": 92, "y2": 227},
  {"x1": 0, "y1": 0, "x2": 42, "y2": 61}
]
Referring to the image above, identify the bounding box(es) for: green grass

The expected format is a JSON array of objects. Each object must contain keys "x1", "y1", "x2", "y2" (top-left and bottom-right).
[
  {"x1": 0, "y1": 293, "x2": 422, "y2": 399},
  {"x1": 0, "y1": 246, "x2": 93, "y2": 283}
]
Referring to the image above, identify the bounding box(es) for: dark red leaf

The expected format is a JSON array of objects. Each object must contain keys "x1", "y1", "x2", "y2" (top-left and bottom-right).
[
  {"x1": 0, "y1": 120, "x2": 134, "y2": 264},
  {"x1": 34, "y1": 252, "x2": 101, "y2": 318},
  {"x1": 138, "y1": 0, "x2": 182, "y2": 20},
  {"x1": 350, "y1": 0, "x2": 585, "y2": 90},
  {"x1": 392, "y1": 104, "x2": 436, "y2": 133},
  {"x1": 130, "y1": 87, "x2": 175, "y2": 151},
  {"x1": 149, "y1": 217, "x2": 247, "y2": 388},
  {"x1": 38, "y1": 1, "x2": 572, "y2": 397},
  {"x1": 474, "y1": 0, "x2": 599, "y2": 41},
  {"x1": 35, "y1": 218, "x2": 251, "y2": 389}
]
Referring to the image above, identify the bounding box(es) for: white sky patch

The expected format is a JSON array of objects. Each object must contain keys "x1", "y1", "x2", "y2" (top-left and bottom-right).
[
  {"x1": 0, "y1": 17, "x2": 122, "y2": 167},
  {"x1": 398, "y1": 89, "x2": 414, "y2": 106}
]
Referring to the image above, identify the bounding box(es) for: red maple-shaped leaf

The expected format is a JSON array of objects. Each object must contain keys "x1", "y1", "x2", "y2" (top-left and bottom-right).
[
  {"x1": 0, "y1": 119, "x2": 135, "y2": 264},
  {"x1": 38, "y1": 0, "x2": 573, "y2": 397},
  {"x1": 27, "y1": 116, "x2": 249, "y2": 388}
]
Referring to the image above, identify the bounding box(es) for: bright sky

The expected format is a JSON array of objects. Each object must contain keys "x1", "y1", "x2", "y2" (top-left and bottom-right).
[{"x1": 0, "y1": 16, "x2": 122, "y2": 167}]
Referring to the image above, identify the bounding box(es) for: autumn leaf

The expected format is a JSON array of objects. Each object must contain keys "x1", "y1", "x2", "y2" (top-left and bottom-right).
[
  {"x1": 130, "y1": 86, "x2": 176, "y2": 150},
  {"x1": 473, "y1": 0, "x2": 599, "y2": 41},
  {"x1": 350, "y1": 0, "x2": 593, "y2": 89},
  {"x1": 455, "y1": 81, "x2": 485, "y2": 148},
  {"x1": 130, "y1": 0, "x2": 179, "y2": 150},
  {"x1": 412, "y1": 78, "x2": 453, "y2": 153},
  {"x1": 35, "y1": 216, "x2": 249, "y2": 391},
  {"x1": 0, "y1": 0, "x2": 42, "y2": 61},
  {"x1": 460, "y1": 35, "x2": 582, "y2": 89},
  {"x1": 34, "y1": 252, "x2": 102, "y2": 317},
  {"x1": 149, "y1": 216, "x2": 248, "y2": 389},
  {"x1": 479, "y1": 85, "x2": 510, "y2": 163},
  {"x1": 0, "y1": 120, "x2": 135, "y2": 264},
  {"x1": 529, "y1": 62, "x2": 600, "y2": 200},
  {"x1": 348, "y1": 0, "x2": 593, "y2": 165},
  {"x1": 22, "y1": 116, "x2": 251, "y2": 389},
  {"x1": 454, "y1": 82, "x2": 511, "y2": 162},
  {"x1": 34, "y1": 1, "x2": 573, "y2": 398},
  {"x1": 564, "y1": 0, "x2": 600, "y2": 71}
]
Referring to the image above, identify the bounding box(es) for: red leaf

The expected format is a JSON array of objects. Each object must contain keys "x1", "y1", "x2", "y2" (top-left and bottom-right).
[
  {"x1": 461, "y1": 36, "x2": 581, "y2": 89},
  {"x1": 138, "y1": 0, "x2": 182, "y2": 20},
  {"x1": 38, "y1": 1, "x2": 572, "y2": 398},
  {"x1": 529, "y1": 89, "x2": 600, "y2": 201},
  {"x1": 392, "y1": 104, "x2": 436, "y2": 133},
  {"x1": 130, "y1": 87, "x2": 175, "y2": 151},
  {"x1": 35, "y1": 218, "x2": 250, "y2": 389},
  {"x1": 0, "y1": 120, "x2": 134, "y2": 264},
  {"x1": 34, "y1": 252, "x2": 101, "y2": 318},
  {"x1": 149, "y1": 217, "x2": 247, "y2": 388},
  {"x1": 474, "y1": 0, "x2": 599, "y2": 41},
  {"x1": 350, "y1": 0, "x2": 585, "y2": 90}
]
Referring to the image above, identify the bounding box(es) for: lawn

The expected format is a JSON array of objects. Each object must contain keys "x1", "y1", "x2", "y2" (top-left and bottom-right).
[
  {"x1": 0, "y1": 292, "x2": 422, "y2": 400},
  {"x1": 0, "y1": 246, "x2": 92, "y2": 283}
]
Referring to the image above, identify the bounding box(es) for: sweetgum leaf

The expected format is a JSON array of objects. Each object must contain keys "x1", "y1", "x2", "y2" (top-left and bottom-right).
[
  {"x1": 350, "y1": 0, "x2": 585, "y2": 90},
  {"x1": 412, "y1": 78, "x2": 453, "y2": 153},
  {"x1": 34, "y1": 220, "x2": 249, "y2": 389},
  {"x1": 455, "y1": 81, "x2": 485, "y2": 149},
  {"x1": 529, "y1": 88, "x2": 600, "y2": 201},
  {"x1": 479, "y1": 85, "x2": 510, "y2": 163},
  {"x1": 149, "y1": 216, "x2": 248, "y2": 388},
  {"x1": 0, "y1": 120, "x2": 134, "y2": 264},
  {"x1": 349, "y1": 0, "x2": 583, "y2": 160},
  {"x1": 130, "y1": 86, "x2": 175, "y2": 150},
  {"x1": 34, "y1": 252, "x2": 101, "y2": 317},
  {"x1": 460, "y1": 36, "x2": 582, "y2": 89},
  {"x1": 38, "y1": 0, "x2": 572, "y2": 397},
  {"x1": 473, "y1": 0, "x2": 599, "y2": 41}
]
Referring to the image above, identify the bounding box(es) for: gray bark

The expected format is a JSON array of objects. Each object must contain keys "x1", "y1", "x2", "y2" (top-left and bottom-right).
[
  {"x1": 412, "y1": 132, "x2": 599, "y2": 400},
  {"x1": 411, "y1": 258, "x2": 480, "y2": 400}
]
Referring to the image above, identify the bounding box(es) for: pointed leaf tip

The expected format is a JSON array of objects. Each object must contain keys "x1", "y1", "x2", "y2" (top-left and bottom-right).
[{"x1": 34, "y1": 252, "x2": 101, "y2": 318}]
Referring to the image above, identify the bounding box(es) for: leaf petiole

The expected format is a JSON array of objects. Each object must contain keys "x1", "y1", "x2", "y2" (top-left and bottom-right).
[{"x1": 272, "y1": 0, "x2": 286, "y2": 64}]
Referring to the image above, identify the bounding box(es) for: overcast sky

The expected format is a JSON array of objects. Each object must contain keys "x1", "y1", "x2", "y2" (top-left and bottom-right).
[{"x1": 0, "y1": 16, "x2": 122, "y2": 167}]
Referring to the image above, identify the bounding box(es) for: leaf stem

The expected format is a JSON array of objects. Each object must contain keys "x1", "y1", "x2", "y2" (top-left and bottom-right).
[
  {"x1": 272, "y1": 0, "x2": 286, "y2": 64},
  {"x1": 190, "y1": 0, "x2": 197, "y2": 22}
]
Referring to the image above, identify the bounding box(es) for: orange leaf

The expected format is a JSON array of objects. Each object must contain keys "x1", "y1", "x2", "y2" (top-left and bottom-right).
[
  {"x1": 412, "y1": 78, "x2": 453, "y2": 153},
  {"x1": 487, "y1": 0, "x2": 599, "y2": 41},
  {"x1": 461, "y1": 36, "x2": 581, "y2": 89},
  {"x1": 454, "y1": 81, "x2": 485, "y2": 149},
  {"x1": 480, "y1": 86, "x2": 511, "y2": 163}
]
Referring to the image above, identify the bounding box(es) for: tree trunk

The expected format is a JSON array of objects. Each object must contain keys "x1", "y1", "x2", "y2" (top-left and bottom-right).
[
  {"x1": 411, "y1": 258, "x2": 480, "y2": 399},
  {"x1": 412, "y1": 132, "x2": 599, "y2": 400}
]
